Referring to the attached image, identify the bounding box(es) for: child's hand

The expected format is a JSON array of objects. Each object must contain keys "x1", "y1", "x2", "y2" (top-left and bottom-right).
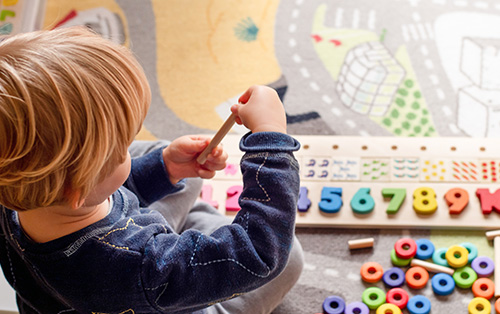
[
  {"x1": 162, "y1": 135, "x2": 228, "y2": 184},
  {"x1": 231, "y1": 85, "x2": 287, "y2": 134}
]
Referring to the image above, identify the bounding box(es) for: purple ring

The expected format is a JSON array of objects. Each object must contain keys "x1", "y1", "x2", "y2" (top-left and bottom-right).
[
  {"x1": 471, "y1": 256, "x2": 494, "y2": 277},
  {"x1": 345, "y1": 301, "x2": 369, "y2": 314}
]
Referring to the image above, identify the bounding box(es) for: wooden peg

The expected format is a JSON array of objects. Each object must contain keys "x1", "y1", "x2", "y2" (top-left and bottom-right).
[
  {"x1": 196, "y1": 113, "x2": 237, "y2": 164},
  {"x1": 410, "y1": 258, "x2": 454, "y2": 276},
  {"x1": 485, "y1": 229, "x2": 500, "y2": 241},
  {"x1": 495, "y1": 236, "x2": 500, "y2": 297},
  {"x1": 348, "y1": 237, "x2": 374, "y2": 250}
]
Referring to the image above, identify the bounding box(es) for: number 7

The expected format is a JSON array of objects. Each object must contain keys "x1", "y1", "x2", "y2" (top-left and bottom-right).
[{"x1": 382, "y1": 188, "x2": 406, "y2": 214}]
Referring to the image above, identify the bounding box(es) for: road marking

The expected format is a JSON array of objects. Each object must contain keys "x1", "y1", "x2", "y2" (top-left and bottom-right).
[
  {"x1": 300, "y1": 67, "x2": 310, "y2": 78},
  {"x1": 310, "y1": 81, "x2": 320, "y2": 91},
  {"x1": 442, "y1": 105, "x2": 452, "y2": 116},
  {"x1": 425, "y1": 59, "x2": 434, "y2": 70},
  {"x1": 352, "y1": 9, "x2": 360, "y2": 29},
  {"x1": 346, "y1": 119, "x2": 357, "y2": 128},
  {"x1": 368, "y1": 10, "x2": 376, "y2": 30},
  {"x1": 335, "y1": 8, "x2": 344, "y2": 28},
  {"x1": 429, "y1": 74, "x2": 439, "y2": 85}
]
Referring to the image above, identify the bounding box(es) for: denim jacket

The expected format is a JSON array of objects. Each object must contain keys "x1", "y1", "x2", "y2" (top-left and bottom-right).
[{"x1": 0, "y1": 132, "x2": 300, "y2": 314}]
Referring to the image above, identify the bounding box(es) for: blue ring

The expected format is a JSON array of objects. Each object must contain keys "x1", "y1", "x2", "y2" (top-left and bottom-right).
[
  {"x1": 322, "y1": 295, "x2": 345, "y2": 314},
  {"x1": 407, "y1": 295, "x2": 431, "y2": 314},
  {"x1": 460, "y1": 242, "x2": 478, "y2": 263},
  {"x1": 431, "y1": 273, "x2": 455, "y2": 296},
  {"x1": 432, "y1": 247, "x2": 449, "y2": 267},
  {"x1": 383, "y1": 267, "x2": 405, "y2": 288},
  {"x1": 415, "y1": 239, "x2": 435, "y2": 260}
]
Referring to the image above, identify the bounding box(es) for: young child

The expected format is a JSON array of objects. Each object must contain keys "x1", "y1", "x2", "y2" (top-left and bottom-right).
[{"x1": 0, "y1": 27, "x2": 303, "y2": 313}]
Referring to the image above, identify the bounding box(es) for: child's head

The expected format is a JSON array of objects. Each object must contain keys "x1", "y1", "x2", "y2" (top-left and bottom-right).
[{"x1": 0, "y1": 26, "x2": 151, "y2": 211}]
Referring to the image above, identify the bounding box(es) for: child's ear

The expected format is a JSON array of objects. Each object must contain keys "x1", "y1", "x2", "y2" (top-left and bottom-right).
[{"x1": 67, "y1": 190, "x2": 85, "y2": 210}]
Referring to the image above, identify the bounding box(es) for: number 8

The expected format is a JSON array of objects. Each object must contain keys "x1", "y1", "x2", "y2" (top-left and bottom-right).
[{"x1": 413, "y1": 187, "x2": 437, "y2": 215}]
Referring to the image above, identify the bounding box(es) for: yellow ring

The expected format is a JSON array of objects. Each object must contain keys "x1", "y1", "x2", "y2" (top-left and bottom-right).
[
  {"x1": 468, "y1": 297, "x2": 491, "y2": 314},
  {"x1": 446, "y1": 245, "x2": 469, "y2": 268},
  {"x1": 376, "y1": 303, "x2": 402, "y2": 314}
]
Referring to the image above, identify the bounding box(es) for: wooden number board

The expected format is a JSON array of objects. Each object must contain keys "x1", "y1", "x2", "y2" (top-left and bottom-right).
[{"x1": 201, "y1": 135, "x2": 500, "y2": 230}]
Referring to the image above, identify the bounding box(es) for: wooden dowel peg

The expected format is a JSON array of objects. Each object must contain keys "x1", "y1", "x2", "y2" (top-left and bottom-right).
[
  {"x1": 348, "y1": 237, "x2": 374, "y2": 250},
  {"x1": 486, "y1": 230, "x2": 500, "y2": 241},
  {"x1": 411, "y1": 259, "x2": 454, "y2": 276},
  {"x1": 495, "y1": 237, "x2": 500, "y2": 297},
  {"x1": 196, "y1": 112, "x2": 237, "y2": 164}
]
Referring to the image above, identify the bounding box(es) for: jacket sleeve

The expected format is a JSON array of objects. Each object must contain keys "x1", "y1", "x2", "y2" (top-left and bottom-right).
[
  {"x1": 123, "y1": 147, "x2": 185, "y2": 206},
  {"x1": 140, "y1": 132, "x2": 301, "y2": 313}
]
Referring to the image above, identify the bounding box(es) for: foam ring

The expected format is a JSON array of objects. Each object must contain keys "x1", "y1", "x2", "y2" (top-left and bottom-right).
[
  {"x1": 345, "y1": 301, "x2": 369, "y2": 314},
  {"x1": 471, "y1": 278, "x2": 494, "y2": 300},
  {"x1": 360, "y1": 262, "x2": 384, "y2": 283},
  {"x1": 431, "y1": 273, "x2": 455, "y2": 296},
  {"x1": 362, "y1": 287, "x2": 386, "y2": 310},
  {"x1": 405, "y1": 266, "x2": 429, "y2": 289},
  {"x1": 432, "y1": 247, "x2": 449, "y2": 267},
  {"x1": 383, "y1": 267, "x2": 405, "y2": 288},
  {"x1": 407, "y1": 295, "x2": 431, "y2": 314},
  {"x1": 471, "y1": 256, "x2": 494, "y2": 278},
  {"x1": 391, "y1": 249, "x2": 412, "y2": 267},
  {"x1": 453, "y1": 266, "x2": 478, "y2": 289},
  {"x1": 386, "y1": 287, "x2": 409, "y2": 309},
  {"x1": 460, "y1": 242, "x2": 478, "y2": 263},
  {"x1": 468, "y1": 297, "x2": 491, "y2": 314},
  {"x1": 322, "y1": 295, "x2": 345, "y2": 314},
  {"x1": 445, "y1": 245, "x2": 469, "y2": 268},
  {"x1": 376, "y1": 303, "x2": 401, "y2": 314},
  {"x1": 394, "y1": 238, "x2": 417, "y2": 259},
  {"x1": 415, "y1": 239, "x2": 435, "y2": 260}
]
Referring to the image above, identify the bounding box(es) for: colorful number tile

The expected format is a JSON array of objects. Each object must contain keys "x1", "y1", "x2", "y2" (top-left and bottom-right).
[
  {"x1": 331, "y1": 157, "x2": 361, "y2": 181},
  {"x1": 391, "y1": 158, "x2": 420, "y2": 182},
  {"x1": 420, "y1": 159, "x2": 448, "y2": 182},
  {"x1": 301, "y1": 156, "x2": 333, "y2": 181},
  {"x1": 361, "y1": 158, "x2": 390, "y2": 181},
  {"x1": 479, "y1": 160, "x2": 500, "y2": 183},
  {"x1": 450, "y1": 159, "x2": 479, "y2": 182}
]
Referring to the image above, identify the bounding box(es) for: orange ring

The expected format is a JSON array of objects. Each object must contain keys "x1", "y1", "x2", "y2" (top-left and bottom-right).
[
  {"x1": 472, "y1": 278, "x2": 495, "y2": 300},
  {"x1": 495, "y1": 298, "x2": 500, "y2": 313},
  {"x1": 405, "y1": 266, "x2": 429, "y2": 289},
  {"x1": 360, "y1": 262, "x2": 384, "y2": 283}
]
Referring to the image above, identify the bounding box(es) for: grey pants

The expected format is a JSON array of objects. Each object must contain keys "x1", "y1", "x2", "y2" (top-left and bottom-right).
[{"x1": 129, "y1": 140, "x2": 304, "y2": 314}]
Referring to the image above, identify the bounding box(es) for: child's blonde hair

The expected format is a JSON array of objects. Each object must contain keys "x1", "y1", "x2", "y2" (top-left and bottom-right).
[{"x1": 0, "y1": 27, "x2": 151, "y2": 211}]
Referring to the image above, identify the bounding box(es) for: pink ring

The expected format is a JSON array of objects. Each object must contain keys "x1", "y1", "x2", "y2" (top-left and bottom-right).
[
  {"x1": 386, "y1": 288, "x2": 409, "y2": 309},
  {"x1": 394, "y1": 238, "x2": 417, "y2": 259}
]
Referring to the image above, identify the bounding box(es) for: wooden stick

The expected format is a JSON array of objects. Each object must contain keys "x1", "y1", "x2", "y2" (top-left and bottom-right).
[
  {"x1": 486, "y1": 230, "x2": 500, "y2": 241},
  {"x1": 196, "y1": 112, "x2": 237, "y2": 164},
  {"x1": 348, "y1": 237, "x2": 374, "y2": 249},
  {"x1": 495, "y1": 236, "x2": 500, "y2": 297},
  {"x1": 410, "y1": 259, "x2": 454, "y2": 275}
]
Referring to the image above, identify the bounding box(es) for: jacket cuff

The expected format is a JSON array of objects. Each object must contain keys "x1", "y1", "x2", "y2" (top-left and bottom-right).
[{"x1": 239, "y1": 132, "x2": 301, "y2": 152}]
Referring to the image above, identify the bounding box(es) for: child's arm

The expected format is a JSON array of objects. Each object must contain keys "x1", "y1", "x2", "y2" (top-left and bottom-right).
[{"x1": 140, "y1": 86, "x2": 301, "y2": 311}]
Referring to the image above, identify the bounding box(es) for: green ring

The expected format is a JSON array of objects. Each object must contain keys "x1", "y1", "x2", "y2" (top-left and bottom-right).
[
  {"x1": 391, "y1": 248, "x2": 412, "y2": 266},
  {"x1": 453, "y1": 266, "x2": 477, "y2": 289},
  {"x1": 362, "y1": 287, "x2": 386, "y2": 310}
]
